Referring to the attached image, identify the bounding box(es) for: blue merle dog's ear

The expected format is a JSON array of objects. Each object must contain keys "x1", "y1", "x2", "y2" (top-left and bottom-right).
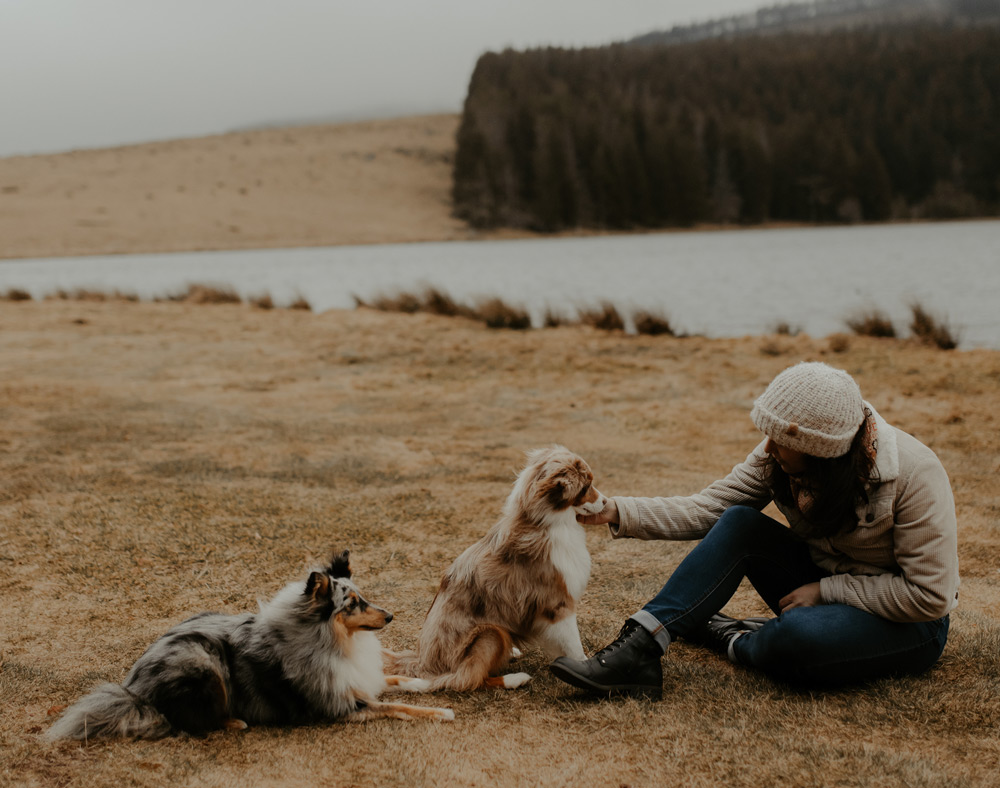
[
  {"x1": 328, "y1": 549, "x2": 352, "y2": 579},
  {"x1": 305, "y1": 571, "x2": 331, "y2": 602}
]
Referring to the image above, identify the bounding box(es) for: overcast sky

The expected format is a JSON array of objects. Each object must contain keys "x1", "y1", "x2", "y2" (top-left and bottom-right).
[{"x1": 1, "y1": 1, "x2": 769, "y2": 158}]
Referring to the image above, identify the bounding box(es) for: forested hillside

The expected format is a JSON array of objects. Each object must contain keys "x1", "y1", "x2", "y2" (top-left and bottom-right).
[{"x1": 452, "y1": 26, "x2": 1000, "y2": 230}]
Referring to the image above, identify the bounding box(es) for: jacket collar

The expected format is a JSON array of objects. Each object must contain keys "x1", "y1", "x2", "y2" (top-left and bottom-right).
[{"x1": 867, "y1": 402, "x2": 899, "y2": 482}]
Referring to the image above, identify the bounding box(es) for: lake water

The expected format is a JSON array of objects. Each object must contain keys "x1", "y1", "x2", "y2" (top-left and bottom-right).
[{"x1": 2, "y1": 220, "x2": 998, "y2": 348}]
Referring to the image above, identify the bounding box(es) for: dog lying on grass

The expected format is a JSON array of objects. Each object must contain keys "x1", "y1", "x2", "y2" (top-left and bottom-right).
[
  {"x1": 385, "y1": 446, "x2": 607, "y2": 690},
  {"x1": 46, "y1": 549, "x2": 453, "y2": 741}
]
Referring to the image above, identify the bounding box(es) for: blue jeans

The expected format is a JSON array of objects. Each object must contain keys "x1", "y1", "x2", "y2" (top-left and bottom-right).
[{"x1": 630, "y1": 505, "x2": 949, "y2": 686}]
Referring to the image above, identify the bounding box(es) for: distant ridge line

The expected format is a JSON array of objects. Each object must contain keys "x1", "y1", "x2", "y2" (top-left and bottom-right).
[{"x1": 628, "y1": 0, "x2": 998, "y2": 46}]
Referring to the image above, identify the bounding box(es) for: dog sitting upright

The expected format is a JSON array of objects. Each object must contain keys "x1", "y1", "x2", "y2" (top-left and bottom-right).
[
  {"x1": 46, "y1": 549, "x2": 453, "y2": 741},
  {"x1": 385, "y1": 446, "x2": 607, "y2": 690}
]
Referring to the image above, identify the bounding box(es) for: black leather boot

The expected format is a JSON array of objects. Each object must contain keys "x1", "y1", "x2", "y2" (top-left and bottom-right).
[
  {"x1": 549, "y1": 620, "x2": 664, "y2": 700},
  {"x1": 683, "y1": 613, "x2": 769, "y2": 660}
]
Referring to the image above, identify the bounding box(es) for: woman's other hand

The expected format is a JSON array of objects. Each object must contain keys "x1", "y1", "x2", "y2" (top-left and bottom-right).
[{"x1": 779, "y1": 582, "x2": 823, "y2": 612}]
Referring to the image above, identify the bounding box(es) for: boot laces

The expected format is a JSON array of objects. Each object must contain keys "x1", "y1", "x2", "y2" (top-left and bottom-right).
[{"x1": 594, "y1": 622, "x2": 643, "y2": 660}]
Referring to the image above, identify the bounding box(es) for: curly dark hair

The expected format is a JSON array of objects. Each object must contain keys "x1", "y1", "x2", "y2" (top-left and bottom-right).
[{"x1": 756, "y1": 408, "x2": 880, "y2": 538}]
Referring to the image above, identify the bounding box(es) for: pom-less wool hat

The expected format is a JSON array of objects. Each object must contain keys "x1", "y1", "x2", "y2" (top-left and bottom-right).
[{"x1": 751, "y1": 362, "x2": 865, "y2": 458}]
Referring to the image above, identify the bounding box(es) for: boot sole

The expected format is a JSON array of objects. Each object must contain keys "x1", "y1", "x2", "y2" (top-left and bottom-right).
[{"x1": 548, "y1": 661, "x2": 662, "y2": 701}]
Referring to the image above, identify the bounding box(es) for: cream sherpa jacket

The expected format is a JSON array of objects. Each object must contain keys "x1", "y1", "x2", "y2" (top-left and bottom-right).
[{"x1": 612, "y1": 408, "x2": 959, "y2": 623}]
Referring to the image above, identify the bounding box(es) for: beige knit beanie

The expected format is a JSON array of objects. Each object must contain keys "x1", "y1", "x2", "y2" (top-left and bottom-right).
[{"x1": 750, "y1": 362, "x2": 865, "y2": 458}]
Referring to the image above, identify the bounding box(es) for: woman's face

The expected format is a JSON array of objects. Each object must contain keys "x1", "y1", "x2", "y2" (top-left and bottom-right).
[{"x1": 764, "y1": 437, "x2": 809, "y2": 476}]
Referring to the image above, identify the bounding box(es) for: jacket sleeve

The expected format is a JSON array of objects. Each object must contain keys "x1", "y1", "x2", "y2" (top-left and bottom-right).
[
  {"x1": 819, "y1": 453, "x2": 959, "y2": 622},
  {"x1": 611, "y1": 444, "x2": 774, "y2": 541}
]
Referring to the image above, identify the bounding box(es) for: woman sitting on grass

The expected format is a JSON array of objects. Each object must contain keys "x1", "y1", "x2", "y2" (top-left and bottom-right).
[{"x1": 550, "y1": 362, "x2": 959, "y2": 697}]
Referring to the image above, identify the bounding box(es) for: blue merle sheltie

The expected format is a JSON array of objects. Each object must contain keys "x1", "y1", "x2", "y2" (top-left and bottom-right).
[{"x1": 46, "y1": 549, "x2": 453, "y2": 741}]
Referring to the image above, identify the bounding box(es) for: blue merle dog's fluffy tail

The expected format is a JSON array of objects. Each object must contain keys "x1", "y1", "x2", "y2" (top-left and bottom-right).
[{"x1": 45, "y1": 682, "x2": 172, "y2": 741}]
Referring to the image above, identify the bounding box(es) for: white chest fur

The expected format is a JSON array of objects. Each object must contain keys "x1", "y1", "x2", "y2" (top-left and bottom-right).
[{"x1": 547, "y1": 516, "x2": 591, "y2": 601}]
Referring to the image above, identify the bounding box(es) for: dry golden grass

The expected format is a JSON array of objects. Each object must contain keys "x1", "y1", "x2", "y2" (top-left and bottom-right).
[{"x1": 1, "y1": 300, "x2": 998, "y2": 788}]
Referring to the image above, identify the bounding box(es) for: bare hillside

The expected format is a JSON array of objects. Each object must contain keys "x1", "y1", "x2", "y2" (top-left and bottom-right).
[{"x1": 0, "y1": 115, "x2": 477, "y2": 259}]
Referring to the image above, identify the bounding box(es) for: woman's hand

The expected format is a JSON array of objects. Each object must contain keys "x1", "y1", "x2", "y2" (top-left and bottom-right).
[
  {"x1": 779, "y1": 582, "x2": 823, "y2": 613},
  {"x1": 576, "y1": 499, "x2": 619, "y2": 526}
]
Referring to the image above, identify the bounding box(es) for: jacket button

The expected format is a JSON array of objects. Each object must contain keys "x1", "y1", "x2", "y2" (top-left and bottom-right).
[{"x1": 865, "y1": 513, "x2": 874, "y2": 523}]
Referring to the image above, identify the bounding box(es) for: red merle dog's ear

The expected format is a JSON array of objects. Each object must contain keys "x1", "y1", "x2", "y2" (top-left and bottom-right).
[
  {"x1": 327, "y1": 549, "x2": 352, "y2": 579},
  {"x1": 543, "y1": 473, "x2": 574, "y2": 509}
]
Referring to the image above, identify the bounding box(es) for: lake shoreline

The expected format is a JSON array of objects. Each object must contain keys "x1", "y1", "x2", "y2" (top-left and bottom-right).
[{"x1": 3, "y1": 221, "x2": 997, "y2": 349}]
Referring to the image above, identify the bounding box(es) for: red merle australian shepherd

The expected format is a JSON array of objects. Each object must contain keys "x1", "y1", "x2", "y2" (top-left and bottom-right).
[{"x1": 385, "y1": 446, "x2": 607, "y2": 690}]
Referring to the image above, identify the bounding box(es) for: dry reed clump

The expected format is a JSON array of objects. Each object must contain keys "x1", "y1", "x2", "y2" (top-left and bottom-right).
[
  {"x1": 7, "y1": 283, "x2": 306, "y2": 312},
  {"x1": 475, "y1": 297, "x2": 531, "y2": 330},
  {"x1": 3, "y1": 287, "x2": 33, "y2": 301},
  {"x1": 355, "y1": 286, "x2": 530, "y2": 329},
  {"x1": 845, "y1": 308, "x2": 897, "y2": 338},
  {"x1": 909, "y1": 302, "x2": 959, "y2": 350},
  {"x1": 354, "y1": 290, "x2": 422, "y2": 314},
  {"x1": 355, "y1": 287, "x2": 697, "y2": 338},
  {"x1": 827, "y1": 332, "x2": 852, "y2": 353},
  {"x1": 420, "y1": 287, "x2": 476, "y2": 319},
  {"x1": 43, "y1": 288, "x2": 140, "y2": 302},
  {"x1": 579, "y1": 301, "x2": 625, "y2": 332},
  {"x1": 174, "y1": 284, "x2": 243, "y2": 305},
  {"x1": 354, "y1": 290, "x2": 695, "y2": 338},
  {"x1": 633, "y1": 309, "x2": 675, "y2": 336},
  {"x1": 772, "y1": 321, "x2": 800, "y2": 336},
  {"x1": 844, "y1": 302, "x2": 961, "y2": 349},
  {"x1": 542, "y1": 307, "x2": 573, "y2": 328}
]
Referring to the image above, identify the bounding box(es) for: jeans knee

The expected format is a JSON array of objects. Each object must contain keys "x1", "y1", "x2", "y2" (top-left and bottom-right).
[
  {"x1": 706, "y1": 506, "x2": 781, "y2": 550},
  {"x1": 717, "y1": 504, "x2": 760, "y2": 524},
  {"x1": 735, "y1": 608, "x2": 826, "y2": 672},
  {"x1": 760, "y1": 609, "x2": 817, "y2": 656},
  {"x1": 733, "y1": 607, "x2": 948, "y2": 686}
]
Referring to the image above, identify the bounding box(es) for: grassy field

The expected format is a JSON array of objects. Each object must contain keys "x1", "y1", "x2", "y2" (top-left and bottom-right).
[{"x1": 2, "y1": 300, "x2": 998, "y2": 787}]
